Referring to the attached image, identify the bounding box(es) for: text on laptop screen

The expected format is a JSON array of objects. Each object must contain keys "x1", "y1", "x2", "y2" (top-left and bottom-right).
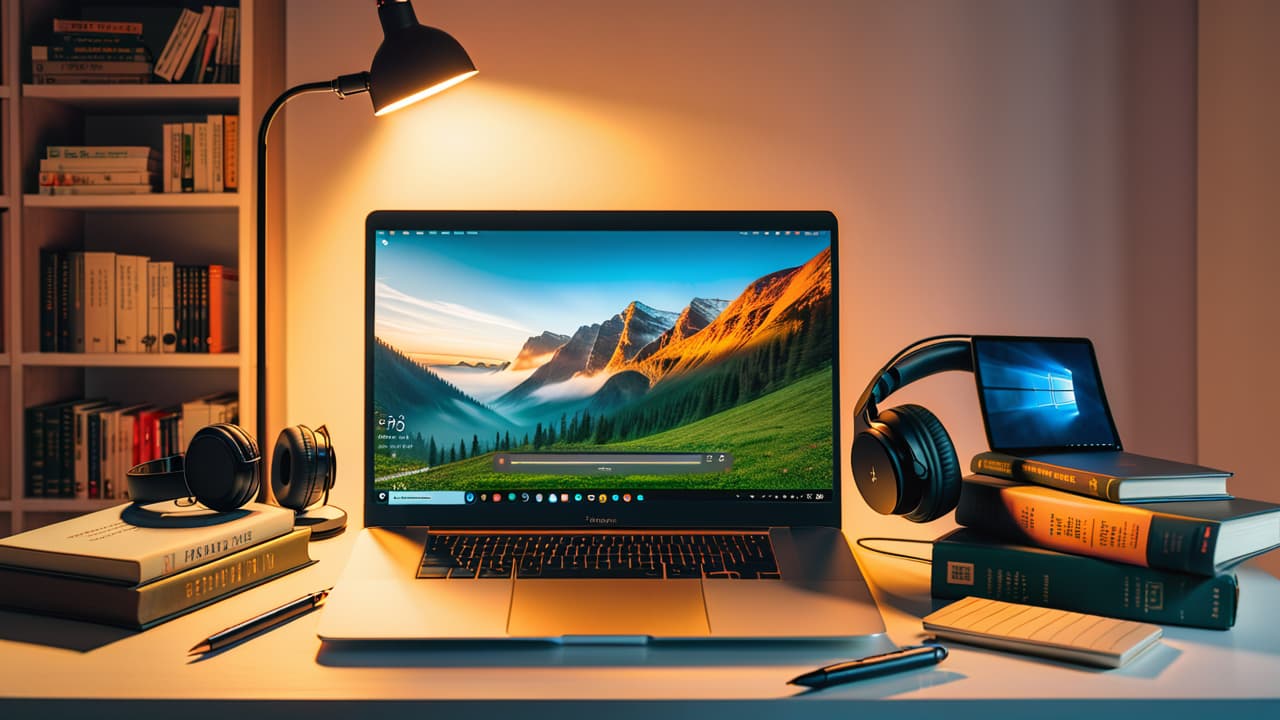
[
  {"x1": 972, "y1": 337, "x2": 1120, "y2": 452},
  {"x1": 371, "y1": 229, "x2": 834, "y2": 507}
]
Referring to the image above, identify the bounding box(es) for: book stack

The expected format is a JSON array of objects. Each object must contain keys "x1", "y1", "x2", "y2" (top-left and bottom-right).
[
  {"x1": 31, "y1": 19, "x2": 153, "y2": 85},
  {"x1": 24, "y1": 393, "x2": 238, "y2": 500},
  {"x1": 932, "y1": 452, "x2": 1280, "y2": 630},
  {"x1": 0, "y1": 503, "x2": 311, "y2": 629},
  {"x1": 161, "y1": 115, "x2": 239, "y2": 193},
  {"x1": 39, "y1": 146, "x2": 159, "y2": 196},
  {"x1": 154, "y1": 5, "x2": 240, "y2": 83},
  {"x1": 39, "y1": 250, "x2": 238, "y2": 354}
]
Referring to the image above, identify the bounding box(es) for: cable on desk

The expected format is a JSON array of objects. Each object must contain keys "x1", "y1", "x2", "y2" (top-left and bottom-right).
[{"x1": 855, "y1": 537, "x2": 933, "y2": 565}]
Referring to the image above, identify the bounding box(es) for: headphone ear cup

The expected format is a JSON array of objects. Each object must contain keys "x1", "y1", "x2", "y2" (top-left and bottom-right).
[
  {"x1": 272, "y1": 425, "x2": 324, "y2": 511},
  {"x1": 851, "y1": 422, "x2": 912, "y2": 516},
  {"x1": 185, "y1": 423, "x2": 261, "y2": 512},
  {"x1": 888, "y1": 404, "x2": 961, "y2": 523}
]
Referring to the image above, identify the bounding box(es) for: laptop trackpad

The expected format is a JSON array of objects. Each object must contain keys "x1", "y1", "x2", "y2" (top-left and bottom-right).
[{"x1": 507, "y1": 580, "x2": 710, "y2": 639}]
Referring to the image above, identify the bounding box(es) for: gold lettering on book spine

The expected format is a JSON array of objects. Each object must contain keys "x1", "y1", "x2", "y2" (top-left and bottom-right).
[
  {"x1": 186, "y1": 552, "x2": 275, "y2": 599},
  {"x1": 1024, "y1": 463, "x2": 1081, "y2": 487},
  {"x1": 976, "y1": 458, "x2": 1012, "y2": 475}
]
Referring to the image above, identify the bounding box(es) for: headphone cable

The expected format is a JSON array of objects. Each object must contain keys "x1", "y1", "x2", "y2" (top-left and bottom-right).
[{"x1": 854, "y1": 536, "x2": 934, "y2": 565}]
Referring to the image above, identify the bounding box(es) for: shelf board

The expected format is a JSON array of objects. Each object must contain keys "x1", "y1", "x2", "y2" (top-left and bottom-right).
[
  {"x1": 20, "y1": 352, "x2": 241, "y2": 368},
  {"x1": 22, "y1": 83, "x2": 240, "y2": 109},
  {"x1": 0, "y1": 85, "x2": 10, "y2": 99},
  {"x1": 15, "y1": 498, "x2": 124, "y2": 513},
  {"x1": 0, "y1": 500, "x2": 11, "y2": 511},
  {"x1": 24, "y1": 193, "x2": 239, "y2": 210},
  {"x1": 0, "y1": 195, "x2": 10, "y2": 209},
  {"x1": 0, "y1": 352, "x2": 10, "y2": 367}
]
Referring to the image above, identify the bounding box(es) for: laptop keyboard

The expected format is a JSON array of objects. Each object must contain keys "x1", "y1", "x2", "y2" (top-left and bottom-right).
[{"x1": 417, "y1": 532, "x2": 781, "y2": 580}]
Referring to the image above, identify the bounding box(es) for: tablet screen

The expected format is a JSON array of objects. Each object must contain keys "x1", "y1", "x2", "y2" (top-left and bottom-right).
[{"x1": 971, "y1": 336, "x2": 1121, "y2": 453}]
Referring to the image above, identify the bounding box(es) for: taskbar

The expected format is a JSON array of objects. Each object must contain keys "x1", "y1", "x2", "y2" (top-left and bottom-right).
[{"x1": 374, "y1": 488, "x2": 831, "y2": 506}]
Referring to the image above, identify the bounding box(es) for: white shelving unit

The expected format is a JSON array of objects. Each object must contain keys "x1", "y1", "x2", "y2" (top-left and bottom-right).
[{"x1": 0, "y1": 0, "x2": 285, "y2": 536}]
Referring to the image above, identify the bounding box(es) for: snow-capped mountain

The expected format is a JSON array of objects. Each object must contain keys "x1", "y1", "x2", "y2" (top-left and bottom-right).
[
  {"x1": 602, "y1": 302, "x2": 680, "y2": 372},
  {"x1": 499, "y1": 300, "x2": 679, "y2": 403},
  {"x1": 632, "y1": 297, "x2": 729, "y2": 363}
]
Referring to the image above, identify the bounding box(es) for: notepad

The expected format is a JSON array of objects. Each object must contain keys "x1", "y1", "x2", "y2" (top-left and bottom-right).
[{"x1": 922, "y1": 596, "x2": 1163, "y2": 668}]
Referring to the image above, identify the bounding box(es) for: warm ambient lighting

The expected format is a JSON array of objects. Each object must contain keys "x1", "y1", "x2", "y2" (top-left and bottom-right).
[
  {"x1": 255, "y1": 0, "x2": 476, "y2": 519},
  {"x1": 373, "y1": 69, "x2": 479, "y2": 116}
]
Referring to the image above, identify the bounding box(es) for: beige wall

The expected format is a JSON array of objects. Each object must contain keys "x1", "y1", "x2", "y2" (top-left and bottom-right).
[
  {"x1": 1199, "y1": 0, "x2": 1280, "y2": 577},
  {"x1": 283, "y1": 1, "x2": 1197, "y2": 543}
]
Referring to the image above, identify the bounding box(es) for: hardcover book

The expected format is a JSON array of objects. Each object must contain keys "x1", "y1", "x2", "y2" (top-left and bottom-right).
[
  {"x1": 155, "y1": 8, "x2": 200, "y2": 80},
  {"x1": 956, "y1": 474, "x2": 1280, "y2": 576},
  {"x1": 39, "y1": 171, "x2": 158, "y2": 186},
  {"x1": 207, "y1": 265, "x2": 239, "y2": 352},
  {"x1": 51, "y1": 19, "x2": 143, "y2": 35},
  {"x1": 0, "y1": 501, "x2": 294, "y2": 583},
  {"x1": 0, "y1": 528, "x2": 313, "y2": 629},
  {"x1": 83, "y1": 251, "x2": 116, "y2": 352},
  {"x1": 972, "y1": 450, "x2": 1231, "y2": 502},
  {"x1": 32, "y1": 73, "x2": 150, "y2": 85},
  {"x1": 932, "y1": 529, "x2": 1238, "y2": 630},
  {"x1": 40, "y1": 157, "x2": 160, "y2": 173},
  {"x1": 45, "y1": 145, "x2": 155, "y2": 159},
  {"x1": 39, "y1": 184, "x2": 155, "y2": 196},
  {"x1": 39, "y1": 250, "x2": 58, "y2": 352}
]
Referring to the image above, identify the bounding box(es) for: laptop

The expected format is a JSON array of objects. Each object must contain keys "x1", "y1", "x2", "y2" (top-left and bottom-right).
[
  {"x1": 970, "y1": 335, "x2": 1231, "y2": 498},
  {"x1": 318, "y1": 211, "x2": 886, "y2": 642}
]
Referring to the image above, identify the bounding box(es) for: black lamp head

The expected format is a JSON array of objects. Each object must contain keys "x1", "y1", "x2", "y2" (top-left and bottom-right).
[{"x1": 368, "y1": 0, "x2": 478, "y2": 116}]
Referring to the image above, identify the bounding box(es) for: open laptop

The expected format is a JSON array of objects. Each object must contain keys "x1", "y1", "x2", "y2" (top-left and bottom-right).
[{"x1": 318, "y1": 211, "x2": 885, "y2": 642}]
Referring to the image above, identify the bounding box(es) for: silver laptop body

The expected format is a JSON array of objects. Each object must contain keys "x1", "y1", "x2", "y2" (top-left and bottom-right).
[{"x1": 319, "y1": 211, "x2": 885, "y2": 642}]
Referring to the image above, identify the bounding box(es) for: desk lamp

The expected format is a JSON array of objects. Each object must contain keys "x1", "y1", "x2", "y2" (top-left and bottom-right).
[{"x1": 255, "y1": 0, "x2": 477, "y2": 534}]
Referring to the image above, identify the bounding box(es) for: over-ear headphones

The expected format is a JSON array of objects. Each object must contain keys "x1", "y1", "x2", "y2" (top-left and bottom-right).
[
  {"x1": 851, "y1": 335, "x2": 973, "y2": 523},
  {"x1": 271, "y1": 424, "x2": 337, "y2": 511},
  {"x1": 127, "y1": 422, "x2": 338, "y2": 522}
]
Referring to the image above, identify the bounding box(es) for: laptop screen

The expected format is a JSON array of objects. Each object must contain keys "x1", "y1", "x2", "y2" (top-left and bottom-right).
[
  {"x1": 365, "y1": 212, "x2": 840, "y2": 529},
  {"x1": 971, "y1": 336, "x2": 1122, "y2": 453}
]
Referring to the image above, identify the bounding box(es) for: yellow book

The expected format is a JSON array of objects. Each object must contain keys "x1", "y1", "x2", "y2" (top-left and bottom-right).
[{"x1": 0, "y1": 528, "x2": 313, "y2": 629}]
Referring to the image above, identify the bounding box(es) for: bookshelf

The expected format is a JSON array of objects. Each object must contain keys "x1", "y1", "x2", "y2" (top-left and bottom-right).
[{"x1": 0, "y1": 0, "x2": 285, "y2": 535}]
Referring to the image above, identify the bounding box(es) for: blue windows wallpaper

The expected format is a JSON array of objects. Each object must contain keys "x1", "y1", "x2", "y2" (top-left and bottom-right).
[{"x1": 972, "y1": 337, "x2": 1120, "y2": 451}]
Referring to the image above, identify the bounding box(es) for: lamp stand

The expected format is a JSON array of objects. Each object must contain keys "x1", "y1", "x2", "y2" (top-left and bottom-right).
[{"x1": 256, "y1": 76, "x2": 370, "y2": 532}]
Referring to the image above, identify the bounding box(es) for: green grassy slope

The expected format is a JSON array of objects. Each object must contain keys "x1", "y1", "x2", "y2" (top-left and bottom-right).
[{"x1": 375, "y1": 366, "x2": 833, "y2": 491}]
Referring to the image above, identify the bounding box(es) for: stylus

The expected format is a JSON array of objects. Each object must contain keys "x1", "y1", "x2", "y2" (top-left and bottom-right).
[
  {"x1": 787, "y1": 643, "x2": 948, "y2": 690},
  {"x1": 188, "y1": 588, "x2": 331, "y2": 655}
]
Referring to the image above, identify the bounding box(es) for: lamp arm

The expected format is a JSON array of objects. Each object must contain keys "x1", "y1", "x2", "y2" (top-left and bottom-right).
[{"x1": 255, "y1": 77, "x2": 370, "y2": 490}]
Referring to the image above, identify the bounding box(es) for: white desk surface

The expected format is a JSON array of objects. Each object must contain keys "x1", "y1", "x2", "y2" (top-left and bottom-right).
[{"x1": 1, "y1": 523, "x2": 1278, "y2": 720}]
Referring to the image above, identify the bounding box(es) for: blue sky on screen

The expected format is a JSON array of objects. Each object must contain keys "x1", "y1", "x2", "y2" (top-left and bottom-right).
[{"x1": 374, "y1": 230, "x2": 828, "y2": 365}]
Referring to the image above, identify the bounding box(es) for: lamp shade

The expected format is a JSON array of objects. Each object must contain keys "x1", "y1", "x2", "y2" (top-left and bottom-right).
[{"x1": 369, "y1": 0, "x2": 477, "y2": 116}]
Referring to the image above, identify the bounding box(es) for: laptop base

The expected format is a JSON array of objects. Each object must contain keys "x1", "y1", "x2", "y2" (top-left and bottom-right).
[{"x1": 319, "y1": 527, "x2": 886, "y2": 643}]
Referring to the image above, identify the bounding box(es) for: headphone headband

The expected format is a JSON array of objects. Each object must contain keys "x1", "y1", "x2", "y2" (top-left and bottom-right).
[
  {"x1": 854, "y1": 335, "x2": 974, "y2": 427},
  {"x1": 852, "y1": 335, "x2": 974, "y2": 524}
]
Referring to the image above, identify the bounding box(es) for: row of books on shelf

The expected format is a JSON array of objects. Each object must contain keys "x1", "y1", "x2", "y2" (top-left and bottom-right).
[
  {"x1": 0, "y1": 502, "x2": 310, "y2": 629},
  {"x1": 39, "y1": 132, "x2": 237, "y2": 196},
  {"x1": 40, "y1": 250, "x2": 239, "y2": 354},
  {"x1": 30, "y1": 9, "x2": 239, "y2": 85},
  {"x1": 24, "y1": 392, "x2": 239, "y2": 501},
  {"x1": 935, "y1": 451, "x2": 1280, "y2": 630}
]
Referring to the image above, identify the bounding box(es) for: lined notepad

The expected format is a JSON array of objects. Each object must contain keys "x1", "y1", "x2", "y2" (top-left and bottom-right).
[{"x1": 922, "y1": 596, "x2": 1163, "y2": 668}]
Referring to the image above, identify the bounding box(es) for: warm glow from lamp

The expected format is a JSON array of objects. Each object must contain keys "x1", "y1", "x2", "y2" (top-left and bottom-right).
[
  {"x1": 256, "y1": 0, "x2": 475, "y2": 520},
  {"x1": 373, "y1": 69, "x2": 479, "y2": 116}
]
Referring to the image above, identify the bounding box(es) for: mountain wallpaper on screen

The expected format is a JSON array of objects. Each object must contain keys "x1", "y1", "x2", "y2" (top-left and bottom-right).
[{"x1": 373, "y1": 246, "x2": 833, "y2": 490}]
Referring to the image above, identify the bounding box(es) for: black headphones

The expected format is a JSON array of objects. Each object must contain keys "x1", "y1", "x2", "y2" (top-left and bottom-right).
[
  {"x1": 851, "y1": 335, "x2": 974, "y2": 523},
  {"x1": 127, "y1": 423, "x2": 337, "y2": 516}
]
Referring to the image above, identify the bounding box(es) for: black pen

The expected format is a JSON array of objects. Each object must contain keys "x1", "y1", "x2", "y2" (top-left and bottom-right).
[
  {"x1": 787, "y1": 644, "x2": 948, "y2": 690},
  {"x1": 188, "y1": 588, "x2": 331, "y2": 656}
]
